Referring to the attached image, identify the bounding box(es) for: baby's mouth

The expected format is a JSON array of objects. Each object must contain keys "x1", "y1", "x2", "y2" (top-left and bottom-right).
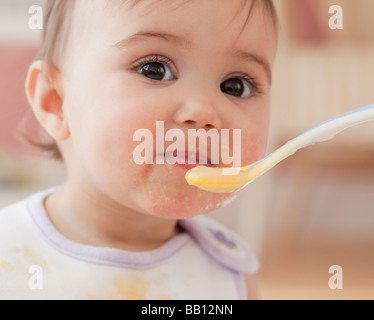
[{"x1": 164, "y1": 150, "x2": 214, "y2": 168}]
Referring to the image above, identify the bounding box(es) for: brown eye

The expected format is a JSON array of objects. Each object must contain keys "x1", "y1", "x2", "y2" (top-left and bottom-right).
[
  {"x1": 138, "y1": 62, "x2": 174, "y2": 81},
  {"x1": 221, "y1": 78, "x2": 251, "y2": 98}
]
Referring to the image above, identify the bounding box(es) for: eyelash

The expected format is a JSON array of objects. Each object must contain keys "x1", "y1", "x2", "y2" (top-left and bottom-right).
[{"x1": 132, "y1": 55, "x2": 263, "y2": 96}]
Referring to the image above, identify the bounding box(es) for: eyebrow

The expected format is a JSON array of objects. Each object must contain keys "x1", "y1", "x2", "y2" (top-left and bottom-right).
[
  {"x1": 233, "y1": 50, "x2": 272, "y2": 85},
  {"x1": 113, "y1": 31, "x2": 194, "y2": 49},
  {"x1": 113, "y1": 31, "x2": 272, "y2": 85}
]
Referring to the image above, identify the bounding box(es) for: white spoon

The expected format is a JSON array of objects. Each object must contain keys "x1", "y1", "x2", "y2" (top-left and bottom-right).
[{"x1": 185, "y1": 103, "x2": 374, "y2": 193}]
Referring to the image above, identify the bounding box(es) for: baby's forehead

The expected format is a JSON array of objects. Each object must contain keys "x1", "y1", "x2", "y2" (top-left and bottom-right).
[
  {"x1": 76, "y1": 0, "x2": 172, "y2": 17},
  {"x1": 70, "y1": 0, "x2": 277, "y2": 68},
  {"x1": 77, "y1": 0, "x2": 276, "y2": 30}
]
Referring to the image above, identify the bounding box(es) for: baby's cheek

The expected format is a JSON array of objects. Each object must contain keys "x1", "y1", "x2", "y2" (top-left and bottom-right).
[
  {"x1": 240, "y1": 130, "x2": 268, "y2": 166},
  {"x1": 79, "y1": 121, "x2": 140, "y2": 191},
  {"x1": 96, "y1": 112, "x2": 145, "y2": 163}
]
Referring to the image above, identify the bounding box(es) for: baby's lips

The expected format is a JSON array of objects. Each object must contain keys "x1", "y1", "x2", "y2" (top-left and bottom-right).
[
  {"x1": 164, "y1": 150, "x2": 214, "y2": 166},
  {"x1": 186, "y1": 151, "x2": 211, "y2": 165}
]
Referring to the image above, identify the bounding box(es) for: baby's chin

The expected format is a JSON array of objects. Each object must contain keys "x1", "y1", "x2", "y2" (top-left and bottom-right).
[
  {"x1": 125, "y1": 161, "x2": 241, "y2": 219},
  {"x1": 141, "y1": 183, "x2": 239, "y2": 220}
]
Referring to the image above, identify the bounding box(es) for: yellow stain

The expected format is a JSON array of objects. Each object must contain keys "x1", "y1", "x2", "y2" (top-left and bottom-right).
[
  {"x1": 87, "y1": 272, "x2": 172, "y2": 300},
  {"x1": 23, "y1": 246, "x2": 47, "y2": 268},
  {"x1": 111, "y1": 273, "x2": 149, "y2": 300},
  {"x1": 0, "y1": 260, "x2": 14, "y2": 272},
  {"x1": 9, "y1": 248, "x2": 22, "y2": 254},
  {"x1": 9, "y1": 246, "x2": 47, "y2": 268}
]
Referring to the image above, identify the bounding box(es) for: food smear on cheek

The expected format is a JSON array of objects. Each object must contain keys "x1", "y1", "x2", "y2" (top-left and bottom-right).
[{"x1": 144, "y1": 168, "x2": 239, "y2": 218}]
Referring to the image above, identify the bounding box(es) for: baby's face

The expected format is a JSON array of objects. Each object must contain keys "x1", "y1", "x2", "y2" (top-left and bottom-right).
[{"x1": 59, "y1": 0, "x2": 277, "y2": 219}]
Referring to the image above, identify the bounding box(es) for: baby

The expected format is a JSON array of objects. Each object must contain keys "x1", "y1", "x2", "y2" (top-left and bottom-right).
[{"x1": 0, "y1": 0, "x2": 278, "y2": 300}]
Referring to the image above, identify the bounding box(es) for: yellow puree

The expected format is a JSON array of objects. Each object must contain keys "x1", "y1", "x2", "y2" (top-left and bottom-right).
[{"x1": 185, "y1": 163, "x2": 265, "y2": 193}]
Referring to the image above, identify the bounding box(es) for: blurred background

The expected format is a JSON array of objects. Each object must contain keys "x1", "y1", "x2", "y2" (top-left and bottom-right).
[{"x1": 0, "y1": 0, "x2": 373, "y2": 299}]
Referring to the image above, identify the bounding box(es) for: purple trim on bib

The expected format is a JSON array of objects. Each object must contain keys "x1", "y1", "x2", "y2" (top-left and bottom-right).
[
  {"x1": 179, "y1": 216, "x2": 259, "y2": 274},
  {"x1": 234, "y1": 272, "x2": 248, "y2": 300},
  {"x1": 27, "y1": 188, "x2": 191, "y2": 270}
]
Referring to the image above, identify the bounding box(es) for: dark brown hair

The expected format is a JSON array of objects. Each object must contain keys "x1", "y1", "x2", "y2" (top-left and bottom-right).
[{"x1": 23, "y1": 0, "x2": 278, "y2": 161}]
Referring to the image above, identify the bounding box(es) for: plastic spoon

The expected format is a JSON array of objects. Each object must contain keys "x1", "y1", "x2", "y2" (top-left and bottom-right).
[{"x1": 185, "y1": 103, "x2": 374, "y2": 193}]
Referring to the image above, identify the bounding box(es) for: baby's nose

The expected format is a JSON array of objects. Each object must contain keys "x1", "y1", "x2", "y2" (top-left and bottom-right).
[{"x1": 174, "y1": 97, "x2": 222, "y2": 130}]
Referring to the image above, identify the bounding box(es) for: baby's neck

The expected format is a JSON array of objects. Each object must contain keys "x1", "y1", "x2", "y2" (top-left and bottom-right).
[{"x1": 44, "y1": 185, "x2": 182, "y2": 252}]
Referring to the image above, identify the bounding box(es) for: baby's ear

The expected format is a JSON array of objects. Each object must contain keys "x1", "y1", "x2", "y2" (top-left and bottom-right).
[{"x1": 25, "y1": 60, "x2": 70, "y2": 141}]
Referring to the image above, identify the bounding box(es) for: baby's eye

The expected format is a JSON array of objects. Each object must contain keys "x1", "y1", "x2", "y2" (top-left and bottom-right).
[
  {"x1": 221, "y1": 77, "x2": 253, "y2": 98},
  {"x1": 135, "y1": 57, "x2": 174, "y2": 81}
]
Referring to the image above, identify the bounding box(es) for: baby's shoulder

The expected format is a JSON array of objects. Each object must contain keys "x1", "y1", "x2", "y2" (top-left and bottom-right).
[{"x1": 179, "y1": 215, "x2": 259, "y2": 274}]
